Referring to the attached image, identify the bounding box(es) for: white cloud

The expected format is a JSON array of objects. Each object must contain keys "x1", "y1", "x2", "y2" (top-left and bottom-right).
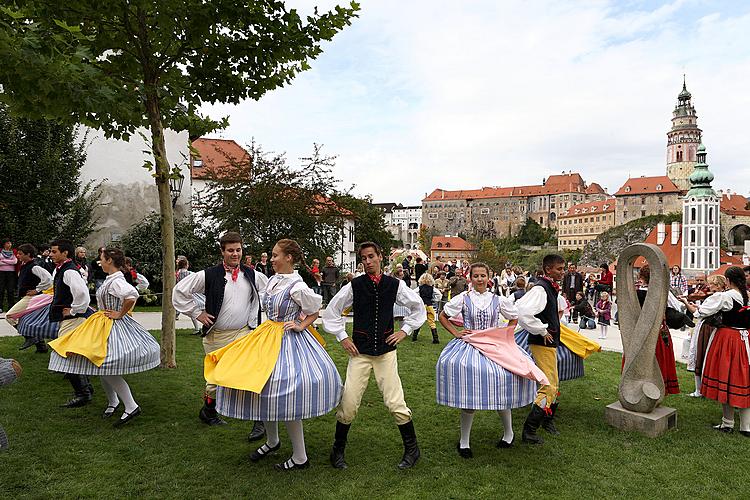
[{"x1": 200, "y1": 0, "x2": 750, "y2": 204}]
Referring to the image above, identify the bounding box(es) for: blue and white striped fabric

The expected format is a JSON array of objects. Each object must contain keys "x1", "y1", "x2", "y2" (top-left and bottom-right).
[
  {"x1": 16, "y1": 305, "x2": 59, "y2": 341},
  {"x1": 48, "y1": 277, "x2": 160, "y2": 376},
  {"x1": 216, "y1": 277, "x2": 342, "y2": 421},
  {"x1": 436, "y1": 294, "x2": 536, "y2": 410},
  {"x1": 514, "y1": 330, "x2": 584, "y2": 381}
]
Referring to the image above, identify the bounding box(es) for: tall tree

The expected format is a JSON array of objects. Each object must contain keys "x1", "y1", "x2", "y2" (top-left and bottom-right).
[
  {"x1": 331, "y1": 194, "x2": 395, "y2": 256},
  {"x1": 196, "y1": 142, "x2": 345, "y2": 261},
  {"x1": 0, "y1": 1, "x2": 358, "y2": 367},
  {"x1": 0, "y1": 104, "x2": 100, "y2": 245}
]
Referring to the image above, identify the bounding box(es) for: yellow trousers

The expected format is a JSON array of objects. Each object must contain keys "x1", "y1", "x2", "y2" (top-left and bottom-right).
[
  {"x1": 530, "y1": 344, "x2": 558, "y2": 408},
  {"x1": 5, "y1": 296, "x2": 31, "y2": 327},
  {"x1": 336, "y1": 350, "x2": 412, "y2": 425},
  {"x1": 425, "y1": 306, "x2": 436, "y2": 329},
  {"x1": 202, "y1": 326, "x2": 250, "y2": 398}
]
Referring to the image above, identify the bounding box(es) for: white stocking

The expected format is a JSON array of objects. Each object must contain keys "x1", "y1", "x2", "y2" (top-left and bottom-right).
[
  {"x1": 739, "y1": 408, "x2": 750, "y2": 432},
  {"x1": 694, "y1": 375, "x2": 701, "y2": 394},
  {"x1": 99, "y1": 377, "x2": 120, "y2": 407},
  {"x1": 459, "y1": 410, "x2": 475, "y2": 448},
  {"x1": 101, "y1": 375, "x2": 138, "y2": 415},
  {"x1": 263, "y1": 420, "x2": 280, "y2": 447},
  {"x1": 284, "y1": 420, "x2": 308, "y2": 464},
  {"x1": 497, "y1": 409, "x2": 514, "y2": 443},
  {"x1": 722, "y1": 403, "x2": 735, "y2": 428}
]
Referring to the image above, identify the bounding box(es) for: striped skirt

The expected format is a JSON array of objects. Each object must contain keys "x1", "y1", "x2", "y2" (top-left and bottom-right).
[
  {"x1": 515, "y1": 330, "x2": 584, "y2": 381},
  {"x1": 216, "y1": 329, "x2": 342, "y2": 421},
  {"x1": 16, "y1": 305, "x2": 59, "y2": 340},
  {"x1": 436, "y1": 338, "x2": 536, "y2": 410},
  {"x1": 48, "y1": 315, "x2": 160, "y2": 376}
]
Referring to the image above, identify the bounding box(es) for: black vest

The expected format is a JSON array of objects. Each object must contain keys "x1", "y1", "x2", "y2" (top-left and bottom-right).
[
  {"x1": 351, "y1": 274, "x2": 400, "y2": 356},
  {"x1": 528, "y1": 278, "x2": 561, "y2": 348},
  {"x1": 17, "y1": 259, "x2": 42, "y2": 299},
  {"x1": 722, "y1": 296, "x2": 749, "y2": 329},
  {"x1": 419, "y1": 284, "x2": 434, "y2": 306},
  {"x1": 203, "y1": 264, "x2": 259, "y2": 334},
  {"x1": 50, "y1": 260, "x2": 85, "y2": 323}
]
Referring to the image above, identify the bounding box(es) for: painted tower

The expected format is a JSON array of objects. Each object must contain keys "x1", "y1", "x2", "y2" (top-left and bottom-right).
[
  {"x1": 681, "y1": 143, "x2": 720, "y2": 274},
  {"x1": 666, "y1": 79, "x2": 702, "y2": 193}
]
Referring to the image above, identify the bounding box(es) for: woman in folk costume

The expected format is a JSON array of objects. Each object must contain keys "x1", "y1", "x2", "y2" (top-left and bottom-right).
[
  {"x1": 436, "y1": 262, "x2": 548, "y2": 458},
  {"x1": 48, "y1": 248, "x2": 160, "y2": 426},
  {"x1": 681, "y1": 266, "x2": 750, "y2": 434},
  {"x1": 205, "y1": 239, "x2": 342, "y2": 471}
]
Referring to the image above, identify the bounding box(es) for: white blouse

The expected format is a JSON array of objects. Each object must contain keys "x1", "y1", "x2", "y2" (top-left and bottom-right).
[
  {"x1": 443, "y1": 290, "x2": 518, "y2": 320},
  {"x1": 695, "y1": 289, "x2": 744, "y2": 318},
  {"x1": 266, "y1": 272, "x2": 322, "y2": 315},
  {"x1": 101, "y1": 272, "x2": 139, "y2": 301}
]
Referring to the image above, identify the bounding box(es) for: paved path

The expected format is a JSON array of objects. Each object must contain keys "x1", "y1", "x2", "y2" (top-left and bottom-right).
[{"x1": 0, "y1": 311, "x2": 690, "y2": 364}]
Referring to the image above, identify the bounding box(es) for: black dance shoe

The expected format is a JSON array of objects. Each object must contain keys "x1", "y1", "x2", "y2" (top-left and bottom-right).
[
  {"x1": 35, "y1": 342, "x2": 49, "y2": 354},
  {"x1": 712, "y1": 423, "x2": 734, "y2": 434},
  {"x1": 496, "y1": 437, "x2": 514, "y2": 448},
  {"x1": 198, "y1": 402, "x2": 227, "y2": 426},
  {"x1": 456, "y1": 442, "x2": 473, "y2": 459},
  {"x1": 18, "y1": 338, "x2": 37, "y2": 351},
  {"x1": 61, "y1": 394, "x2": 93, "y2": 408},
  {"x1": 739, "y1": 430, "x2": 750, "y2": 438},
  {"x1": 102, "y1": 404, "x2": 119, "y2": 419},
  {"x1": 247, "y1": 421, "x2": 266, "y2": 442},
  {"x1": 114, "y1": 407, "x2": 142, "y2": 427},
  {"x1": 274, "y1": 458, "x2": 310, "y2": 471},
  {"x1": 250, "y1": 441, "x2": 282, "y2": 462}
]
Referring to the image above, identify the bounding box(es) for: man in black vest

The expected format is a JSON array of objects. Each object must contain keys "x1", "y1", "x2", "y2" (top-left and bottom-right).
[
  {"x1": 516, "y1": 253, "x2": 566, "y2": 445},
  {"x1": 322, "y1": 241, "x2": 426, "y2": 470},
  {"x1": 562, "y1": 263, "x2": 584, "y2": 321},
  {"x1": 49, "y1": 239, "x2": 93, "y2": 407},
  {"x1": 6, "y1": 244, "x2": 52, "y2": 352},
  {"x1": 173, "y1": 232, "x2": 268, "y2": 437}
]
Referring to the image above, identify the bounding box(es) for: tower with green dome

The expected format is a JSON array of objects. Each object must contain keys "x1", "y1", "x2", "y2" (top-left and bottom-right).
[
  {"x1": 666, "y1": 78, "x2": 702, "y2": 193},
  {"x1": 682, "y1": 143, "x2": 720, "y2": 274}
]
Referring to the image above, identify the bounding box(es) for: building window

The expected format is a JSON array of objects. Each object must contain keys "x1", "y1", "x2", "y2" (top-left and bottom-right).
[
  {"x1": 690, "y1": 251, "x2": 695, "y2": 267},
  {"x1": 428, "y1": 212, "x2": 438, "y2": 220},
  {"x1": 641, "y1": 210, "x2": 646, "y2": 217},
  {"x1": 677, "y1": 151, "x2": 683, "y2": 162},
  {"x1": 708, "y1": 252, "x2": 713, "y2": 267},
  {"x1": 690, "y1": 230, "x2": 696, "y2": 244},
  {"x1": 690, "y1": 207, "x2": 696, "y2": 223},
  {"x1": 658, "y1": 196, "x2": 663, "y2": 204},
  {"x1": 641, "y1": 197, "x2": 646, "y2": 205}
]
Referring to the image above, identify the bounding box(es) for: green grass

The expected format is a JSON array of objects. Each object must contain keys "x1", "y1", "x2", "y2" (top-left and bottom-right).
[
  {"x1": 132, "y1": 305, "x2": 162, "y2": 312},
  {"x1": 0, "y1": 326, "x2": 746, "y2": 499}
]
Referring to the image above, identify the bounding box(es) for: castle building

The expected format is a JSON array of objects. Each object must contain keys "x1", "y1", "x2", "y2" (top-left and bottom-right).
[
  {"x1": 421, "y1": 173, "x2": 608, "y2": 239},
  {"x1": 681, "y1": 144, "x2": 720, "y2": 273},
  {"x1": 557, "y1": 198, "x2": 616, "y2": 250},
  {"x1": 613, "y1": 175, "x2": 682, "y2": 225},
  {"x1": 666, "y1": 79, "x2": 702, "y2": 193}
]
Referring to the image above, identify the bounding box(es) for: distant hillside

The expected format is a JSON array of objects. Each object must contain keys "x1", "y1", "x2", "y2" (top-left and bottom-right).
[{"x1": 580, "y1": 213, "x2": 681, "y2": 266}]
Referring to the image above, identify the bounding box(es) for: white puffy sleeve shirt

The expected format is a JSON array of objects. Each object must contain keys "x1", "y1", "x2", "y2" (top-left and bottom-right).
[
  {"x1": 695, "y1": 289, "x2": 743, "y2": 318},
  {"x1": 267, "y1": 272, "x2": 322, "y2": 316},
  {"x1": 442, "y1": 290, "x2": 518, "y2": 321},
  {"x1": 62, "y1": 268, "x2": 90, "y2": 315}
]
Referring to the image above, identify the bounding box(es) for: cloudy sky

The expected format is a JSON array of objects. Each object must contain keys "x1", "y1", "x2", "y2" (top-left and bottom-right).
[{"x1": 201, "y1": 0, "x2": 750, "y2": 205}]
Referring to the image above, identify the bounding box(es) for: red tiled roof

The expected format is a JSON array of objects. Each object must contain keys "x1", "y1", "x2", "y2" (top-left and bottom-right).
[
  {"x1": 614, "y1": 176, "x2": 680, "y2": 196},
  {"x1": 422, "y1": 173, "x2": 590, "y2": 201},
  {"x1": 560, "y1": 198, "x2": 615, "y2": 218},
  {"x1": 585, "y1": 182, "x2": 607, "y2": 195},
  {"x1": 191, "y1": 138, "x2": 251, "y2": 180},
  {"x1": 430, "y1": 236, "x2": 476, "y2": 252},
  {"x1": 720, "y1": 194, "x2": 750, "y2": 216}
]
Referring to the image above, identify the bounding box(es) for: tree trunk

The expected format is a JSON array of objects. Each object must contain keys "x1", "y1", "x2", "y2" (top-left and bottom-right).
[{"x1": 145, "y1": 90, "x2": 177, "y2": 368}]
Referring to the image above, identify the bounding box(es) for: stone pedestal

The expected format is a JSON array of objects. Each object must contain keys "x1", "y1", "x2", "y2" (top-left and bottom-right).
[{"x1": 604, "y1": 401, "x2": 677, "y2": 438}]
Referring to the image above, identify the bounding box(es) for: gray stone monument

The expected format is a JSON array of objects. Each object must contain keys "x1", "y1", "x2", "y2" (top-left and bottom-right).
[{"x1": 604, "y1": 243, "x2": 677, "y2": 437}]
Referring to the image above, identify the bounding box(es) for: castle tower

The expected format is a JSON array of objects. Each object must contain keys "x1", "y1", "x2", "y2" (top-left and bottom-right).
[
  {"x1": 681, "y1": 143, "x2": 719, "y2": 274},
  {"x1": 666, "y1": 78, "x2": 702, "y2": 193}
]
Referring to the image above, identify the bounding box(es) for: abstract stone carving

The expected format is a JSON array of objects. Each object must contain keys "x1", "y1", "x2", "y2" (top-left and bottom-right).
[{"x1": 615, "y1": 243, "x2": 669, "y2": 413}]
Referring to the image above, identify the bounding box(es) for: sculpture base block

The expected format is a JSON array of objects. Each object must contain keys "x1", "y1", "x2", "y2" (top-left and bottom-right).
[{"x1": 604, "y1": 401, "x2": 677, "y2": 438}]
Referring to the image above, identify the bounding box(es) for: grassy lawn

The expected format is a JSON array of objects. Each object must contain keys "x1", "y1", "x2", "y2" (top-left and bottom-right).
[
  {"x1": 132, "y1": 305, "x2": 162, "y2": 312},
  {"x1": 0, "y1": 326, "x2": 745, "y2": 499}
]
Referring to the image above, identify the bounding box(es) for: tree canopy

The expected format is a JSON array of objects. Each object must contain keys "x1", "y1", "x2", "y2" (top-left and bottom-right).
[{"x1": 0, "y1": 104, "x2": 100, "y2": 246}]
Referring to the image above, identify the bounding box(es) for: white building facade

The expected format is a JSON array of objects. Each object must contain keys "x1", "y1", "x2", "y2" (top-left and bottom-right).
[{"x1": 681, "y1": 144, "x2": 720, "y2": 274}]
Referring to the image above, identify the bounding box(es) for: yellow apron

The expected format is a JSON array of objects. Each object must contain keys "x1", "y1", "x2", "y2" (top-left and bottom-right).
[
  {"x1": 204, "y1": 320, "x2": 326, "y2": 393},
  {"x1": 559, "y1": 323, "x2": 601, "y2": 359},
  {"x1": 48, "y1": 311, "x2": 113, "y2": 367}
]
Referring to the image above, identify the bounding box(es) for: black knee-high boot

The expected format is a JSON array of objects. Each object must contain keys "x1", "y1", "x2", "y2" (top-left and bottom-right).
[
  {"x1": 397, "y1": 420, "x2": 420, "y2": 469},
  {"x1": 542, "y1": 402, "x2": 560, "y2": 435},
  {"x1": 411, "y1": 329, "x2": 419, "y2": 341},
  {"x1": 431, "y1": 328, "x2": 439, "y2": 344},
  {"x1": 61, "y1": 374, "x2": 93, "y2": 408},
  {"x1": 198, "y1": 395, "x2": 227, "y2": 426},
  {"x1": 330, "y1": 421, "x2": 351, "y2": 469},
  {"x1": 522, "y1": 404, "x2": 546, "y2": 444}
]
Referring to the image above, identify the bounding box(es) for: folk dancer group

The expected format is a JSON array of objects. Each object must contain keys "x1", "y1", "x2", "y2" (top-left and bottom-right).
[{"x1": 5, "y1": 233, "x2": 606, "y2": 467}]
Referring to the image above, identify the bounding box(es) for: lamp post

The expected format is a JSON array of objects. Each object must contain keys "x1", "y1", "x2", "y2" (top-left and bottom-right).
[{"x1": 169, "y1": 171, "x2": 185, "y2": 208}]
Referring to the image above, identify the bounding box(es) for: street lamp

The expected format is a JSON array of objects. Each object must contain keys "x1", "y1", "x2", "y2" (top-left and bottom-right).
[{"x1": 169, "y1": 171, "x2": 185, "y2": 208}]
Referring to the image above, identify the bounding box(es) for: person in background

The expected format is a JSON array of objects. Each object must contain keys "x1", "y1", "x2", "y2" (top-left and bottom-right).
[
  {"x1": 354, "y1": 263, "x2": 365, "y2": 278},
  {"x1": 255, "y1": 252, "x2": 274, "y2": 278},
  {"x1": 321, "y1": 256, "x2": 339, "y2": 306},
  {"x1": 176, "y1": 256, "x2": 204, "y2": 335},
  {"x1": 596, "y1": 262, "x2": 613, "y2": 301},
  {"x1": 0, "y1": 239, "x2": 18, "y2": 314},
  {"x1": 414, "y1": 257, "x2": 428, "y2": 282},
  {"x1": 7, "y1": 244, "x2": 52, "y2": 352},
  {"x1": 499, "y1": 263, "x2": 516, "y2": 297},
  {"x1": 1, "y1": 357, "x2": 22, "y2": 451},
  {"x1": 74, "y1": 247, "x2": 89, "y2": 282},
  {"x1": 562, "y1": 264, "x2": 584, "y2": 322},
  {"x1": 89, "y1": 247, "x2": 108, "y2": 291},
  {"x1": 511, "y1": 276, "x2": 527, "y2": 303},
  {"x1": 595, "y1": 291, "x2": 611, "y2": 339},
  {"x1": 571, "y1": 291, "x2": 595, "y2": 329},
  {"x1": 743, "y1": 266, "x2": 750, "y2": 288},
  {"x1": 670, "y1": 265, "x2": 688, "y2": 296},
  {"x1": 243, "y1": 255, "x2": 255, "y2": 269},
  {"x1": 448, "y1": 272, "x2": 468, "y2": 300},
  {"x1": 412, "y1": 272, "x2": 442, "y2": 344},
  {"x1": 434, "y1": 271, "x2": 450, "y2": 312}
]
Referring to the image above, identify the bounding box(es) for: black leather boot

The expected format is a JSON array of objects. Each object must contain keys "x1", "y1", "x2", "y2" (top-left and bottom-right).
[
  {"x1": 542, "y1": 402, "x2": 560, "y2": 435},
  {"x1": 18, "y1": 337, "x2": 37, "y2": 350},
  {"x1": 522, "y1": 404, "x2": 546, "y2": 444},
  {"x1": 431, "y1": 328, "x2": 439, "y2": 344},
  {"x1": 198, "y1": 396, "x2": 226, "y2": 426},
  {"x1": 61, "y1": 374, "x2": 93, "y2": 408},
  {"x1": 247, "y1": 420, "x2": 265, "y2": 442},
  {"x1": 411, "y1": 329, "x2": 419, "y2": 341},
  {"x1": 330, "y1": 421, "x2": 350, "y2": 469},
  {"x1": 397, "y1": 421, "x2": 420, "y2": 469},
  {"x1": 35, "y1": 341, "x2": 49, "y2": 354}
]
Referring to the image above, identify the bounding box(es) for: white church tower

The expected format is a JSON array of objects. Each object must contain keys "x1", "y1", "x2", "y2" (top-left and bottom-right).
[{"x1": 682, "y1": 143, "x2": 720, "y2": 274}]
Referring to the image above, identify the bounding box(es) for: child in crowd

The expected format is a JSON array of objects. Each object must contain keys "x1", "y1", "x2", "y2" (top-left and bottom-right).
[{"x1": 596, "y1": 291, "x2": 611, "y2": 339}]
